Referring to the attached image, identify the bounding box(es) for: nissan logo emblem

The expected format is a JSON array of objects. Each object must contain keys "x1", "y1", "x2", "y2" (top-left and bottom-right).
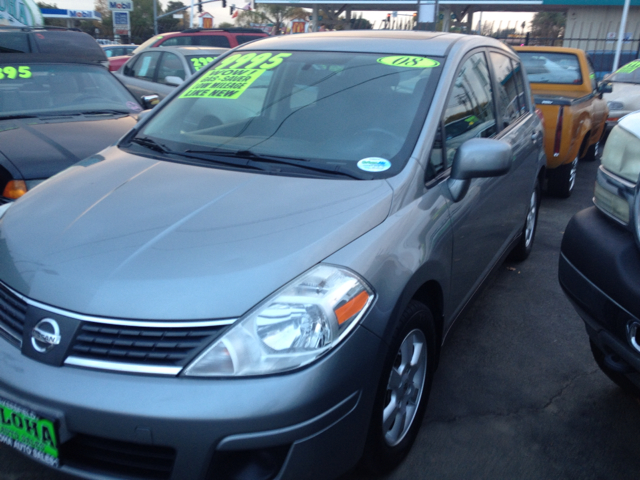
[{"x1": 31, "y1": 318, "x2": 61, "y2": 353}]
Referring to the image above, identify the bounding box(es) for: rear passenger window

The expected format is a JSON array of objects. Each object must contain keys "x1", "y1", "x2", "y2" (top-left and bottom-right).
[
  {"x1": 0, "y1": 33, "x2": 30, "y2": 53},
  {"x1": 491, "y1": 52, "x2": 524, "y2": 128},
  {"x1": 161, "y1": 37, "x2": 193, "y2": 46},
  {"x1": 236, "y1": 35, "x2": 264, "y2": 45},
  {"x1": 430, "y1": 52, "x2": 496, "y2": 175},
  {"x1": 195, "y1": 36, "x2": 231, "y2": 48}
]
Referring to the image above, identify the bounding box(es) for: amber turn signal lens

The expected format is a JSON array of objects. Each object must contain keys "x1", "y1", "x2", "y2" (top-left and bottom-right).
[{"x1": 3, "y1": 180, "x2": 27, "y2": 199}]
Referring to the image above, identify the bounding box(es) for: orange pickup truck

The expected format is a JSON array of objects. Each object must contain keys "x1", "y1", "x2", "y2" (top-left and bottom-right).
[{"x1": 515, "y1": 46, "x2": 611, "y2": 197}]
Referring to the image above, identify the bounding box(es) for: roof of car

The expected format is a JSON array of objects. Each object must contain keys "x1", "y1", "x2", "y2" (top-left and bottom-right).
[
  {"x1": 238, "y1": 31, "x2": 498, "y2": 57},
  {"x1": 101, "y1": 44, "x2": 137, "y2": 48},
  {"x1": 147, "y1": 46, "x2": 229, "y2": 55},
  {"x1": 0, "y1": 28, "x2": 107, "y2": 65}
]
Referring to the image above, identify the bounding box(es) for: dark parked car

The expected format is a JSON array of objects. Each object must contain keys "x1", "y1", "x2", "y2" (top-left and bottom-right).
[
  {"x1": 0, "y1": 31, "x2": 545, "y2": 479},
  {"x1": 559, "y1": 110, "x2": 640, "y2": 397},
  {"x1": 0, "y1": 28, "x2": 156, "y2": 202}
]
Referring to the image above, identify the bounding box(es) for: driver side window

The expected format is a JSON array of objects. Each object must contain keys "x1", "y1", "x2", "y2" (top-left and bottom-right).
[{"x1": 428, "y1": 52, "x2": 496, "y2": 180}]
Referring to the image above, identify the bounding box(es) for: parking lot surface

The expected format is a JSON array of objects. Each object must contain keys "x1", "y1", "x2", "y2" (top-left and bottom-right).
[{"x1": 2, "y1": 156, "x2": 640, "y2": 480}]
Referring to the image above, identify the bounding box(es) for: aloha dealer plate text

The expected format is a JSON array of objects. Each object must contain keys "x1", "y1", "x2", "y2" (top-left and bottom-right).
[{"x1": 0, "y1": 395, "x2": 59, "y2": 467}]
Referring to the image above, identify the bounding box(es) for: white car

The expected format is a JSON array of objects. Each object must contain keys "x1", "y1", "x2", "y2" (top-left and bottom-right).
[
  {"x1": 114, "y1": 45, "x2": 228, "y2": 100},
  {"x1": 602, "y1": 59, "x2": 640, "y2": 131}
]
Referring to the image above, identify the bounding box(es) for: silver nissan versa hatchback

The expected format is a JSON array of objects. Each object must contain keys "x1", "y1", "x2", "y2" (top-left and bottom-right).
[{"x1": 0, "y1": 31, "x2": 545, "y2": 480}]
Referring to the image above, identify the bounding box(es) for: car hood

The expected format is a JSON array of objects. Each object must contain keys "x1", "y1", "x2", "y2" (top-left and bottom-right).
[
  {"x1": 0, "y1": 115, "x2": 136, "y2": 180},
  {"x1": 0, "y1": 148, "x2": 393, "y2": 320}
]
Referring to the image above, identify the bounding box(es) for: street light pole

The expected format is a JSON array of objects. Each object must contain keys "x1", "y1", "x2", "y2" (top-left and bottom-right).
[{"x1": 613, "y1": 0, "x2": 631, "y2": 71}]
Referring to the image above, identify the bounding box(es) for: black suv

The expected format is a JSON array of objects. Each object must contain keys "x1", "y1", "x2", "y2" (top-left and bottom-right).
[{"x1": 0, "y1": 27, "x2": 151, "y2": 202}]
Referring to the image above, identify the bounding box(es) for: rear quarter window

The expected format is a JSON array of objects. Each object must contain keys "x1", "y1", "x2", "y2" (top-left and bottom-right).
[
  {"x1": 0, "y1": 32, "x2": 30, "y2": 53},
  {"x1": 235, "y1": 35, "x2": 266, "y2": 45}
]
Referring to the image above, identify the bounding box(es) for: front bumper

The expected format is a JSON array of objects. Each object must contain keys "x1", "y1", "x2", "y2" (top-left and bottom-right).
[
  {"x1": 559, "y1": 207, "x2": 640, "y2": 373},
  {"x1": 0, "y1": 323, "x2": 385, "y2": 480}
]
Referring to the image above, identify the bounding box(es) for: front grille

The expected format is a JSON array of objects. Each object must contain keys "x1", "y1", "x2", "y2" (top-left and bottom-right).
[
  {"x1": 69, "y1": 323, "x2": 224, "y2": 367},
  {"x1": 0, "y1": 283, "x2": 27, "y2": 346},
  {"x1": 61, "y1": 433, "x2": 176, "y2": 480}
]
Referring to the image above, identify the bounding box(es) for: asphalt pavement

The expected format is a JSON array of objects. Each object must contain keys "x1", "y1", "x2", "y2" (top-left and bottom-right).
[{"x1": 3, "y1": 155, "x2": 640, "y2": 480}]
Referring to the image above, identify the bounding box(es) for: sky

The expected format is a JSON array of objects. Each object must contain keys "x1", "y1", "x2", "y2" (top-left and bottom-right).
[{"x1": 50, "y1": 0, "x2": 533, "y2": 33}]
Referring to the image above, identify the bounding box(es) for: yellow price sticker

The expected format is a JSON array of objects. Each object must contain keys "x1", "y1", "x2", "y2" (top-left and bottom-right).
[
  {"x1": 190, "y1": 57, "x2": 216, "y2": 71},
  {"x1": 0, "y1": 66, "x2": 32, "y2": 80},
  {"x1": 616, "y1": 61, "x2": 640, "y2": 74},
  {"x1": 377, "y1": 56, "x2": 440, "y2": 68}
]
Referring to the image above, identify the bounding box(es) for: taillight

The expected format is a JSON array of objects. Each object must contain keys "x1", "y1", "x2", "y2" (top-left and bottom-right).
[{"x1": 553, "y1": 106, "x2": 564, "y2": 157}]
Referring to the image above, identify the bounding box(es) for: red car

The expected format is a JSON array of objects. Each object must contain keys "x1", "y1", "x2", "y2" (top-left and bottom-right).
[{"x1": 108, "y1": 27, "x2": 268, "y2": 71}]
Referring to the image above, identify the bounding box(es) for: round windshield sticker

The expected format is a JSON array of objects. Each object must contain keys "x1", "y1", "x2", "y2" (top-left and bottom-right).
[
  {"x1": 358, "y1": 158, "x2": 391, "y2": 172},
  {"x1": 126, "y1": 101, "x2": 142, "y2": 111},
  {"x1": 377, "y1": 56, "x2": 440, "y2": 68}
]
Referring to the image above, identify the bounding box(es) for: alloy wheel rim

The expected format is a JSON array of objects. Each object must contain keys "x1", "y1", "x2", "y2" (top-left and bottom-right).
[
  {"x1": 525, "y1": 189, "x2": 537, "y2": 247},
  {"x1": 383, "y1": 328, "x2": 427, "y2": 447},
  {"x1": 569, "y1": 157, "x2": 578, "y2": 192}
]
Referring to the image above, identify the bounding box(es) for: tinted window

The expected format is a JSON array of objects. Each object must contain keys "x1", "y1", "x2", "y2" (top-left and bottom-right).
[
  {"x1": 0, "y1": 32, "x2": 30, "y2": 53},
  {"x1": 131, "y1": 51, "x2": 161, "y2": 81},
  {"x1": 519, "y1": 52, "x2": 582, "y2": 85},
  {"x1": 512, "y1": 62, "x2": 529, "y2": 113},
  {"x1": 433, "y1": 52, "x2": 496, "y2": 174},
  {"x1": 157, "y1": 52, "x2": 186, "y2": 83},
  {"x1": 236, "y1": 35, "x2": 265, "y2": 45},
  {"x1": 491, "y1": 52, "x2": 521, "y2": 128},
  {"x1": 195, "y1": 36, "x2": 231, "y2": 48},
  {"x1": 0, "y1": 63, "x2": 139, "y2": 116},
  {"x1": 160, "y1": 36, "x2": 193, "y2": 46}
]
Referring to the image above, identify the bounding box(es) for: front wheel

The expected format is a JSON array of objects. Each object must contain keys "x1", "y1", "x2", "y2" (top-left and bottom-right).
[
  {"x1": 548, "y1": 156, "x2": 578, "y2": 198},
  {"x1": 361, "y1": 301, "x2": 436, "y2": 474}
]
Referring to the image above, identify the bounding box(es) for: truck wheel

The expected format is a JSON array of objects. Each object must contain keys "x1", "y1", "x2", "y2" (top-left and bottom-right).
[
  {"x1": 362, "y1": 300, "x2": 436, "y2": 474},
  {"x1": 508, "y1": 179, "x2": 540, "y2": 262},
  {"x1": 590, "y1": 340, "x2": 640, "y2": 398},
  {"x1": 548, "y1": 156, "x2": 578, "y2": 198},
  {"x1": 583, "y1": 140, "x2": 600, "y2": 162}
]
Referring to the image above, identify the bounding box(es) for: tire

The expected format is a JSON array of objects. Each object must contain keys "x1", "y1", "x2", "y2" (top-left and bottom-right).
[
  {"x1": 582, "y1": 139, "x2": 600, "y2": 162},
  {"x1": 590, "y1": 340, "x2": 640, "y2": 398},
  {"x1": 548, "y1": 156, "x2": 578, "y2": 198},
  {"x1": 361, "y1": 300, "x2": 437, "y2": 474},
  {"x1": 508, "y1": 179, "x2": 540, "y2": 262}
]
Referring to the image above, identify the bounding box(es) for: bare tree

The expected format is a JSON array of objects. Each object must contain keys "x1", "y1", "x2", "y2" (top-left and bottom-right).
[{"x1": 235, "y1": 4, "x2": 309, "y2": 35}]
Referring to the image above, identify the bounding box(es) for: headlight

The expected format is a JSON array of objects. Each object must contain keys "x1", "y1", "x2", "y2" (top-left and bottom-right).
[{"x1": 183, "y1": 265, "x2": 375, "y2": 377}]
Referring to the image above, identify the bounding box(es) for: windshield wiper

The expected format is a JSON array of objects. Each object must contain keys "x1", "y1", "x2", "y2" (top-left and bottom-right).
[
  {"x1": 130, "y1": 136, "x2": 171, "y2": 154},
  {"x1": 80, "y1": 110, "x2": 131, "y2": 116},
  {"x1": 186, "y1": 149, "x2": 362, "y2": 179}
]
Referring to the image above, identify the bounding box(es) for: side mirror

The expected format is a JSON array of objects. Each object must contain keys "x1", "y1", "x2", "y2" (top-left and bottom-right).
[
  {"x1": 447, "y1": 138, "x2": 512, "y2": 202},
  {"x1": 598, "y1": 82, "x2": 613, "y2": 94},
  {"x1": 165, "y1": 76, "x2": 184, "y2": 86},
  {"x1": 141, "y1": 94, "x2": 160, "y2": 109}
]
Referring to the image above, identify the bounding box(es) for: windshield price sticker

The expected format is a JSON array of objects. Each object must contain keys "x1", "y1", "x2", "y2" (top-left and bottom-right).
[
  {"x1": 616, "y1": 61, "x2": 640, "y2": 74},
  {"x1": 0, "y1": 397, "x2": 59, "y2": 467},
  {"x1": 190, "y1": 57, "x2": 216, "y2": 71},
  {"x1": 180, "y1": 69, "x2": 266, "y2": 99},
  {"x1": 0, "y1": 66, "x2": 32, "y2": 80},
  {"x1": 180, "y1": 52, "x2": 292, "y2": 99},
  {"x1": 377, "y1": 56, "x2": 440, "y2": 68}
]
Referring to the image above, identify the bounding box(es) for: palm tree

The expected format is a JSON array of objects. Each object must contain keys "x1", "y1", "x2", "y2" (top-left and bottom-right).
[{"x1": 235, "y1": 4, "x2": 309, "y2": 35}]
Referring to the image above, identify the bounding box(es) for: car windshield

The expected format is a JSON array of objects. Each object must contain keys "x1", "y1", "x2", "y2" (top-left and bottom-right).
[
  {"x1": 519, "y1": 52, "x2": 583, "y2": 84},
  {"x1": 608, "y1": 60, "x2": 640, "y2": 84},
  {"x1": 185, "y1": 54, "x2": 220, "y2": 73},
  {"x1": 137, "y1": 50, "x2": 443, "y2": 179},
  {"x1": 0, "y1": 63, "x2": 141, "y2": 118}
]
